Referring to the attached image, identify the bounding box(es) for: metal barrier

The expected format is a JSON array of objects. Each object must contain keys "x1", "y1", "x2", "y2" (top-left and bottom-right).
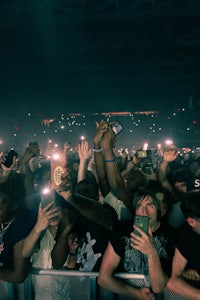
[{"x1": 0, "y1": 269, "x2": 186, "y2": 300}]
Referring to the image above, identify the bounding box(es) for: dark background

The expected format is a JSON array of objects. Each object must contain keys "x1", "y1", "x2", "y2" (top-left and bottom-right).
[{"x1": 0, "y1": 0, "x2": 200, "y2": 150}]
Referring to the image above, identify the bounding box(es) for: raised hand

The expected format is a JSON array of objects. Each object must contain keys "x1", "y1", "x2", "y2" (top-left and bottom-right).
[
  {"x1": 93, "y1": 119, "x2": 109, "y2": 146},
  {"x1": 34, "y1": 202, "x2": 60, "y2": 234},
  {"x1": 78, "y1": 140, "x2": 92, "y2": 161},
  {"x1": 41, "y1": 118, "x2": 55, "y2": 126}
]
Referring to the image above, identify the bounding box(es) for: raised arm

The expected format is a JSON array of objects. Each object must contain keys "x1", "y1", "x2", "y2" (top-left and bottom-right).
[
  {"x1": 51, "y1": 208, "x2": 78, "y2": 269},
  {"x1": 19, "y1": 143, "x2": 41, "y2": 210},
  {"x1": 131, "y1": 225, "x2": 168, "y2": 293},
  {"x1": 22, "y1": 202, "x2": 59, "y2": 258},
  {"x1": 77, "y1": 140, "x2": 92, "y2": 183},
  {"x1": 92, "y1": 120, "x2": 110, "y2": 197},
  {"x1": 102, "y1": 125, "x2": 125, "y2": 191},
  {"x1": 58, "y1": 172, "x2": 118, "y2": 231},
  {"x1": 157, "y1": 146, "x2": 179, "y2": 193}
]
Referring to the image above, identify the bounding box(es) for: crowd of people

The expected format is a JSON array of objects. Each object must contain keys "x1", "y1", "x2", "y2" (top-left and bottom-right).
[{"x1": 0, "y1": 119, "x2": 200, "y2": 299}]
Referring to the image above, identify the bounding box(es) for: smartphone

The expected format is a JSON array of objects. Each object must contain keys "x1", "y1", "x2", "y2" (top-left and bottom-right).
[
  {"x1": 1, "y1": 149, "x2": 18, "y2": 167},
  {"x1": 111, "y1": 121, "x2": 124, "y2": 135},
  {"x1": 40, "y1": 187, "x2": 56, "y2": 209},
  {"x1": 133, "y1": 215, "x2": 149, "y2": 236}
]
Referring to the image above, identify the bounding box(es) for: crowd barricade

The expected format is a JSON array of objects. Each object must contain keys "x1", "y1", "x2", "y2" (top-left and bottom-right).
[{"x1": 0, "y1": 269, "x2": 187, "y2": 300}]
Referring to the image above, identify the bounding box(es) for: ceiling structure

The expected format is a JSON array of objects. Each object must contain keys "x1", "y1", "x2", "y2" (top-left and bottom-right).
[{"x1": 0, "y1": 0, "x2": 200, "y2": 114}]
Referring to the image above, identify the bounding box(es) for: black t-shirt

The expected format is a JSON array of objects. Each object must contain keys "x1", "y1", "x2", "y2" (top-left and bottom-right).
[
  {"x1": 176, "y1": 222, "x2": 200, "y2": 275},
  {"x1": 0, "y1": 208, "x2": 36, "y2": 267},
  {"x1": 76, "y1": 218, "x2": 111, "y2": 272},
  {"x1": 110, "y1": 220, "x2": 176, "y2": 277}
]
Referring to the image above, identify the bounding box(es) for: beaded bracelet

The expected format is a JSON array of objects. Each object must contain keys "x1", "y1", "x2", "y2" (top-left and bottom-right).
[
  {"x1": 92, "y1": 148, "x2": 103, "y2": 152},
  {"x1": 104, "y1": 159, "x2": 115, "y2": 162}
]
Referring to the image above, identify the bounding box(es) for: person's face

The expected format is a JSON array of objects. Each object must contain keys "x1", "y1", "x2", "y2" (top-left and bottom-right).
[
  {"x1": 68, "y1": 232, "x2": 79, "y2": 253},
  {"x1": 189, "y1": 218, "x2": 200, "y2": 235},
  {"x1": 135, "y1": 195, "x2": 158, "y2": 229},
  {"x1": 174, "y1": 181, "x2": 187, "y2": 192},
  {"x1": 156, "y1": 192, "x2": 168, "y2": 217}
]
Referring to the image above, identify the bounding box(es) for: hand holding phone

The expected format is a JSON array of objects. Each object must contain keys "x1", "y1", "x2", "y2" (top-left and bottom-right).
[
  {"x1": 1, "y1": 149, "x2": 18, "y2": 168},
  {"x1": 133, "y1": 215, "x2": 149, "y2": 236},
  {"x1": 40, "y1": 187, "x2": 56, "y2": 209},
  {"x1": 111, "y1": 121, "x2": 123, "y2": 135}
]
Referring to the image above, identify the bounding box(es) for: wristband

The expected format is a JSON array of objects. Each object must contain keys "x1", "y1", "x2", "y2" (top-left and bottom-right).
[
  {"x1": 104, "y1": 159, "x2": 115, "y2": 162},
  {"x1": 92, "y1": 148, "x2": 103, "y2": 152}
]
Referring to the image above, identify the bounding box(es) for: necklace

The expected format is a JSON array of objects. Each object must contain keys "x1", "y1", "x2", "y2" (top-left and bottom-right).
[{"x1": 0, "y1": 218, "x2": 15, "y2": 254}]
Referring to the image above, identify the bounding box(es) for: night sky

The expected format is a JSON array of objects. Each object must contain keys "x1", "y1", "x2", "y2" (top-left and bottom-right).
[{"x1": 0, "y1": 1, "x2": 200, "y2": 150}]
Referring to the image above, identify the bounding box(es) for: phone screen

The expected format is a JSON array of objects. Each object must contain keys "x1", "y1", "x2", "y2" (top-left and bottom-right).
[
  {"x1": 136, "y1": 150, "x2": 147, "y2": 159},
  {"x1": 40, "y1": 188, "x2": 56, "y2": 209},
  {"x1": 133, "y1": 215, "x2": 149, "y2": 236},
  {"x1": 111, "y1": 121, "x2": 123, "y2": 135},
  {"x1": 1, "y1": 150, "x2": 18, "y2": 167}
]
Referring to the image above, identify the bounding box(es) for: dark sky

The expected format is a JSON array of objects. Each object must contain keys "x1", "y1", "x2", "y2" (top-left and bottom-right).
[{"x1": 0, "y1": 1, "x2": 200, "y2": 118}]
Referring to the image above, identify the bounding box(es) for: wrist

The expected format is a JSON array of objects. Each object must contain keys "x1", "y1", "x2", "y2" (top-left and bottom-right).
[
  {"x1": 104, "y1": 159, "x2": 115, "y2": 162},
  {"x1": 34, "y1": 226, "x2": 43, "y2": 235},
  {"x1": 147, "y1": 251, "x2": 158, "y2": 261},
  {"x1": 161, "y1": 161, "x2": 169, "y2": 167},
  {"x1": 93, "y1": 143, "x2": 101, "y2": 150}
]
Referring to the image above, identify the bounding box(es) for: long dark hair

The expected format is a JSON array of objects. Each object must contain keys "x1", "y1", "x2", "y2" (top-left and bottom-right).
[{"x1": 130, "y1": 188, "x2": 162, "y2": 221}]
